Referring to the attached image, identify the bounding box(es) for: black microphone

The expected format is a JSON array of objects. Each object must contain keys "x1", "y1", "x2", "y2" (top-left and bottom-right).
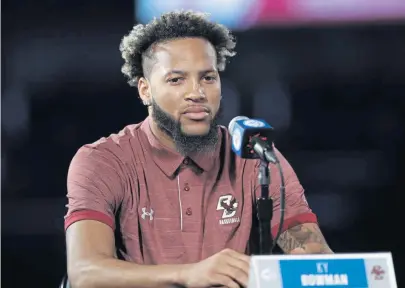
[
  {"x1": 228, "y1": 116, "x2": 279, "y2": 164},
  {"x1": 228, "y1": 116, "x2": 286, "y2": 255}
]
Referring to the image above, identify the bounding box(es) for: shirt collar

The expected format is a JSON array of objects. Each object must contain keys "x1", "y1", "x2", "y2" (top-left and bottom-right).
[{"x1": 140, "y1": 117, "x2": 222, "y2": 177}]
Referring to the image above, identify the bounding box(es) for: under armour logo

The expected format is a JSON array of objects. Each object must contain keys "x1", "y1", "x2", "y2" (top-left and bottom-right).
[{"x1": 141, "y1": 208, "x2": 154, "y2": 220}]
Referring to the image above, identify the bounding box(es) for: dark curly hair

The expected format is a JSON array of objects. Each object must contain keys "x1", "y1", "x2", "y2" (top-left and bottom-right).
[{"x1": 119, "y1": 10, "x2": 237, "y2": 87}]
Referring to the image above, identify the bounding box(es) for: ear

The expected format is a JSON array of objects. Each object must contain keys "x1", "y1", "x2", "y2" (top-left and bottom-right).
[{"x1": 138, "y1": 77, "x2": 151, "y2": 106}]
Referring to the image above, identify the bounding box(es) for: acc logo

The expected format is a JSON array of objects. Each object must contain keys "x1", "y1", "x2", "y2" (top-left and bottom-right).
[
  {"x1": 232, "y1": 128, "x2": 242, "y2": 151},
  {"x1": 243, "y1": 119, "x2": 265, "y2": 128}
]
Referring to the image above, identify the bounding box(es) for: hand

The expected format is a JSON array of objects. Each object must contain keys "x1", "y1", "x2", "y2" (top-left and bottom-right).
[{"x1": 180, "y1": 248, "x2": 250, "y2": 288}]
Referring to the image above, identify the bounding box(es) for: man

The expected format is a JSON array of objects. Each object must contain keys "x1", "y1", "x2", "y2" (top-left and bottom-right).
[{"x1": 65, "y1": 10, "x2": 332, "y2": 288}]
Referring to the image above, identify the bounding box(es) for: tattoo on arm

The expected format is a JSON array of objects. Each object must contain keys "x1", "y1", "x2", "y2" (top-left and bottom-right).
[{"x1": 277, "y1": 223, "x2": 333, "y2": 254}]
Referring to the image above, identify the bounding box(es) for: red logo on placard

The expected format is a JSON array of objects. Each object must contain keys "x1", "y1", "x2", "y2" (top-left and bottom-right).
[{"x1": 371, "y1": 265, "x2": 385, "y2": 280}]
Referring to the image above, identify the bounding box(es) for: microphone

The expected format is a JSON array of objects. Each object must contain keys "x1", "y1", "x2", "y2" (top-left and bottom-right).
[
  {"x1": 228, "y1": 116, "x2": 279, "y2": 164},
  {"x1": 228, "y1": 116, "x2": 286, "y2": 255}
]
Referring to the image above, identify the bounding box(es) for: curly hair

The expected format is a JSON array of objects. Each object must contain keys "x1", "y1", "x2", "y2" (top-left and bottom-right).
[{"x1": 119, "y1": 10, "x2": 237, "y2": 87}]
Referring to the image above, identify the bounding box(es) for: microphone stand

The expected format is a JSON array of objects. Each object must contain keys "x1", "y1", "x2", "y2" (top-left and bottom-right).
[
  {"x1": 251, "y1": 137, "x2": 286, "y2": 255},
  {"x1": 256, "y1": 159, "x2": 273, "y2": 255}
]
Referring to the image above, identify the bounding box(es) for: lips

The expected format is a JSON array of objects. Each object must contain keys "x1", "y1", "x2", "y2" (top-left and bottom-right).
[
  {"x1": 183, "y1": 106, "x2": 209, "y2": 114},
  {"x1": 183, "y1": 106, "x2": 209, "y2": 120}
]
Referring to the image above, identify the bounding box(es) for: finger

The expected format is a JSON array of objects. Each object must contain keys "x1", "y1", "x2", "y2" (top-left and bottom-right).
[
  {"x1": 226, "y1": 256, "x2": 250, "y2": 279},
  {"x1": 211, "y1": 274, "x2": 240, "y2": 288},
  {"x1": 219, "y1": 263, "x2": 249, "y2": 288},
  {"x1": 225, "y1": 249, "x2": 251, "y2": 264}
]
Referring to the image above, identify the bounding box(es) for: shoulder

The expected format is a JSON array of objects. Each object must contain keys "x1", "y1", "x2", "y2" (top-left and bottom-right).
[
  {"x1": 80, "y1": 122, "x2": 143, "y2": 156},
  {"x1": 71, "y1": 122, "x2": 144, "y2": 171},
  {"x1": 86, "y1": 123, "x2": 142, "y2": 151}
]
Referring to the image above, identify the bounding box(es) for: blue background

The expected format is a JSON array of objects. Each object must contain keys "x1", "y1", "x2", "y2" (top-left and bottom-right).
[{"x1": 279, "y1": 259, "x2": 368, "y2": 288}]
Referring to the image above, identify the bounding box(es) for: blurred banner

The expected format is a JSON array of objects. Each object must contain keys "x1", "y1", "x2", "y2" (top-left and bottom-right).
[{"x1": 136, "y1": 0, "x2": 405, "y2": 30}]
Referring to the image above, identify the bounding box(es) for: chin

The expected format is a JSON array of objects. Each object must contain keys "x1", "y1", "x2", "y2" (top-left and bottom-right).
[{"x1": 181, "y1": 122, "x2": 211, "y2": 136}]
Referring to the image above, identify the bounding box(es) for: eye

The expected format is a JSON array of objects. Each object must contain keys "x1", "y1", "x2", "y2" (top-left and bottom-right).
[
  {"x1": 167, "y1": 77, "x2": 184, "y2": 85},
  {"x1": 203, "y1": 75, "x2": 217, "y2": 83}
]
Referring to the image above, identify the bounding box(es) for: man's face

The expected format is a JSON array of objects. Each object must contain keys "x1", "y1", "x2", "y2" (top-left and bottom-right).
[{"x1": 141, "y1": 37, "x2": 222, "y2": 154}]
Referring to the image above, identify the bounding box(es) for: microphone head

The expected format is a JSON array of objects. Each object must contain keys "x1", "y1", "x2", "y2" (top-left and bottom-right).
[
  {"x1": 228, "y1": 116, "x2": 249, "y2": 135},
  {"x1": 228, "y1": 116, "x2": 275, "y2": 159}
]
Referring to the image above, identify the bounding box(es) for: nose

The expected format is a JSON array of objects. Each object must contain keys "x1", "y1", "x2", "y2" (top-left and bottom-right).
[{"x1": 185, "y1": 82, "x2": 206, "y2": 102}]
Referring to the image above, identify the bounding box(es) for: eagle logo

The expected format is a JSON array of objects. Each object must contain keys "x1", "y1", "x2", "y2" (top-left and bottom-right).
[{"x1": 216, "y1": 195, "x2": 238, "y2": 219}]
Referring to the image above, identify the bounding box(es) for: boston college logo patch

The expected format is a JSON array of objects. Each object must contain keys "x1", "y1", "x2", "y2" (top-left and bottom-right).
[{"x1": 216, "y1": 195, "x2": 240, "y2": 225}]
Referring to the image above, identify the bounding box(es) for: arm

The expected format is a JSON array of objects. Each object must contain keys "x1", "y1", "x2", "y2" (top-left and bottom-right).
[
  {"x1": 68, "y1": 220, "x2": 251, "y2": 288},
  {"x1": 67, "y1": 220, "x2": 187, "y2": 288},
  {"x1": 65, "y1": 147, "x2": 187, "y2": 288},
  {"x1": 254, "y1": 147, "x2": 333, "y2": 254},
  {"x1": 277, "y1": 222, "x2": 333, "y2": 254}
]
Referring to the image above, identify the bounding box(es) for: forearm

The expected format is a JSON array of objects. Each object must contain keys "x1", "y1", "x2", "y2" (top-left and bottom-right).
[
  {"x1": 289, "y1": 243, "x2": 333, "y2": 254},
  {"x1": 277, "y1": 223, "x2": 333, "y2": 254},
  {"x1": 69, "y1": 257, "x2": 189, "y2": 288}
]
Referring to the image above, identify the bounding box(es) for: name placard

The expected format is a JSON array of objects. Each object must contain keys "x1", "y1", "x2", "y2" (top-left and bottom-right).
[{"x1": 248, "y1": 253, "x2": 397, "y2": 288}]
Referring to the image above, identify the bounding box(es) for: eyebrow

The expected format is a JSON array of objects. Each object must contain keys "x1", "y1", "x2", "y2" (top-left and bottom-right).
[{"x1": 164, "y1": 69, "x2": 217, "y2": 78}]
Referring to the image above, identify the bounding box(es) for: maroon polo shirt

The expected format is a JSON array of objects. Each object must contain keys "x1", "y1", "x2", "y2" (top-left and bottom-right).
[{"x1": 65, "y1": 117, "x2": 317, "y2": 264}]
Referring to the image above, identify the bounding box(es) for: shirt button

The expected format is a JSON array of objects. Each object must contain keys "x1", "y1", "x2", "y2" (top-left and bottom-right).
[
  {"x1": 184, "y1": 184, "x2": 190, "y2": 191},
  {"x1": 182, "y1": 158, "x2": 189, "y2": 165},
  {"x1": 186, "y1": 208, "x2": 192, "y2": 216}
]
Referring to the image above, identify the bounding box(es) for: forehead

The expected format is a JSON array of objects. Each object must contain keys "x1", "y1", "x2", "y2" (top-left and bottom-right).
[{"x1": 151, "y1": 38, "x2": 217, "y2": 74}]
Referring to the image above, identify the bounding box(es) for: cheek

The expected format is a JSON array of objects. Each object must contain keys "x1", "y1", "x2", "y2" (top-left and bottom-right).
[
  {"x1": 207, "y1": 87, "x2": 222, "y2": 110},
  {"x1": 153, "y1": 89, "x2": 183, "y2": 119}
]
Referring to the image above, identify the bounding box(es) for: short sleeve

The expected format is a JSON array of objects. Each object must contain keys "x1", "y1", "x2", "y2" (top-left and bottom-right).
[
  {"x1": 254, "y1": 147, "x2": 318, "y2": 238},
  {"x1": 64, "y1": 146, "x2": 125, "y2": 231}
]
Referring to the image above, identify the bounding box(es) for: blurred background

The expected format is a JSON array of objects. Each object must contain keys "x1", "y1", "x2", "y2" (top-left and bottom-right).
[{"x1": 2, "y1": 0, "x2": 405, "y2": 287}]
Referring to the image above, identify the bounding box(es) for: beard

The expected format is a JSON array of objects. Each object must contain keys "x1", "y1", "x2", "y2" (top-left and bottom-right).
[{"x1": 150, "y1": 99, "x2": 222, "y2": 156}]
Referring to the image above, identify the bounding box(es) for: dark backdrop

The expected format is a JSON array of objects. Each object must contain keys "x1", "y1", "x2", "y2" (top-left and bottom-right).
[{"x1": 2, "y1": 1, "x2": 405, "y2": 287}]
